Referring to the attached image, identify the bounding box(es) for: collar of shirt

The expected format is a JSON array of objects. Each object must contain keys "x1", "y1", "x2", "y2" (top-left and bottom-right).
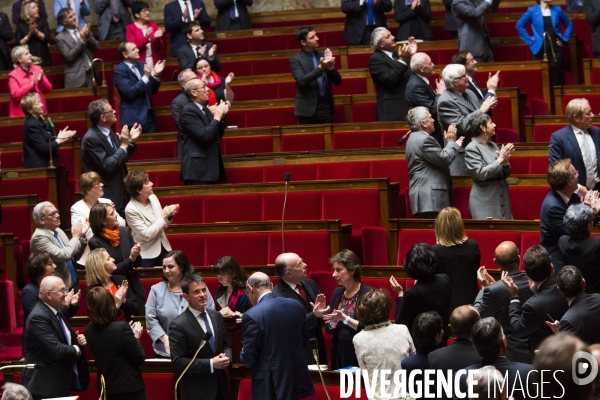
[
  {"x1": 282, "y1": 279, "x2": 297, "y2": 291},
  {"x1": 417, "y1": 74, "x2": 430, "y2": 85},
  {"x1": 46, "y1": 302, "x2": 59, "y2": 315},
  {"x1": 123, "y1": 61, "x2": 137, "y2": 70},
  {"x1": 257, "y1": 291, "x2": 270, "y2": 304},
  {"x1": 98, "y1": 125, "x2": 111, "y2": 137},
  {"x1": 193, "y1": 102, "x2": 206, "y2": 112},
  {"x1": 66, "y1": 27, "x2": 78, "y2": 36},
  {"x1": 571, "y1": 124, "x2": 587, "y2": 136},
  {"x1": 188, "y1": 306, "x2": 207, "y2": 318},
  {"x1": 556, "y1": 189, "x2": 571, "y2": 205}
]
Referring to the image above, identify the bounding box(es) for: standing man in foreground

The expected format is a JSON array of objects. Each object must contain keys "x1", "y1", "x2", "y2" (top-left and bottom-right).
[{"x1": 240, "y1": 272, "x2": 315, "y2": 400}]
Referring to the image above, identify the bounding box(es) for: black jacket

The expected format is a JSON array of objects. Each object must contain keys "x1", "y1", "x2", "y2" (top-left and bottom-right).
[
  {"x1": 22, "y1": 114, "x2": 59, "y2": 168},
  {"x1": 369, "y1": 48, "x2": 412, "y2": 121},
  {"x1": 341, "y1": 0, "x2": 392, "y2": 45},
  {"x1": 558, "y1": 234, "x2": 600, "y2": 294},
  {"x1": 176, "y1": 40, "x2": 221, "y2": 72},
  {"x1": 560, "y1": 292, "x2": 600, "y2": 345},
  {"x1": 395, "y1": 0, "x2": 434, "y2": 41},
  {"x1": 0, "y1": 12, "x2": 12, "y2": 70},
  {"x1": 214, "y1": 0, "x2": 252, "y2": 31},
  {"x1": 86, "y1": 275, "x2": 142, "y2": 321}
]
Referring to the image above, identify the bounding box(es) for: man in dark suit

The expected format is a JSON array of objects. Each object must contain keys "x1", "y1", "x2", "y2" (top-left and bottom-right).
[
  {"x1": 81, "y1": 99, "x2": 139, "y2": 216},
  {"x1": 473, "y1": 241, "x2": 534, "y2": 363},
  {"x1": 176, "y1": 20, "x2": 221, "y2": 71},
  {"x1": 502, "y1": 245, "x2": 569, "y2": 355},
  {"x1": 241, "y1": 272, "x2": 314, "y2": 400},
  {"x1": 113, "y1": 41, "x2": 164, "y2": 133},
  {"x1": 368, "y1": 28, "x2": 415, "y2": 121},
  {"x1": 405, "y1": 52, "x2": 446, "y2": 146},
  {"x1": 455, "y1": 318, "x2": 532, "y2": 400},
  {"x1": 214, "y1": 0, "x2": 252, "y2": 31},
  {"x1": 94, "y1": 0, "x2": 133, "y2": 40},
  {"x1": 0, "y1": 12, "x2": 13, "y2": 71},
  {"x1": 169, "y1": 275, "x2": 231, "y2": 400},
  {"x1": 452, "y1": 0, "x2": 498, "y2": 62},
  {"x1": 179, "y1": 78, "x2": 229, "y2": 185},
  {"x1": 20, "y1": 276, "x2": 89, "y2": 399},
  {"x1": 272, "y1": 252, "x2": 328, "y2": 366},
  {"x1": 442, "y1": 0, "x2": 458, "y2": 38},
  {"x1": 549, "y1": 98, "x2": 600, "y2": 191},
  {"x1": 172, "y1": 70, "x2": 197, "y2": 158},
  {"x1": 290, "y1": 27, "x2": 342, "y2": 125},
  {"x1": 164, "y1": 0, "x2": 211, "y2": 57},
  {"x1": 54, "y1": 8, "x2": 99, "y2": 89},
  {"x1": 341, "y1": 0, "x2": 392, "y2": 45}
]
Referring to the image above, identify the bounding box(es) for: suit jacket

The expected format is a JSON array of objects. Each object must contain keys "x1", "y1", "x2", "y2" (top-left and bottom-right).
[
  {"x1": 473, "y1": 268, "x2": 534, "y2": 363},
  {"x1": 341, "y1": 0, "x2": 392, "y2": 45},
  {"x1": 86, "y1": 320, "x2": 145, "y2": 395},
  {"x1": 214, "y1": 0, "x2": 252, "y2": 31},
  {"x1": 94, "y1": 0, "x2": 133, "y2": 41},
  {"x1": 585, "y1": 0, "x2": 600, "y2": 53},
  {"x1": 176, "y1": 40, "x2": 222, "y2": 72},
  {"x1": 0, "y1": 13, "x2": 12, "y2": 71},
  {"x1": 442, "y1": 0, "x2": 458, "y2": 31},
  {"x1": 164, "y1": 0, "x2": 211, "y2": 56},
  {"x1": 171, "y1": 91, "x2": 188, "y2": 158},
  {"x1": 169, "y1": 308, "x2": 232, "y2": 400},
  {"x1": 368, "y1": 49, "x2": 412, "y2": 121},
  {"x1": 272, "y1": 278, "x2": 327, "y2": 365},
  {"x1": 113, "y1": 60, "x2": 161, "y2": 132},
  {"x1": 428, "y1": 338, "x2": 482, "y2": 375},
  {"x1": 8, "y1": 64, "x2": 53, "y2": 117},
  {"x1": 126, "y1": 21, "x2": 166, "y2": 64},
  {"x1": 80, "y1": 126, "x2": 137, "y2": 214},
  {"x1": 539, "y1": 189, "x2": 581, "y2": 272},
  {"x1": 559, "y1": 292, "x2": 600, "y2": 345},
  {"x1": 54, "y1": 29, "x2": 99, "y2": 89},
  {"x1": 20, "y1": 301, "x2": 89, "y2": 399},
  {"x1": 405, "y1": 73, "x2": 443, "y2": 146},
  {"x1": 86, "y1": 275, "x2": 142, "y2": 321},
  {"x1": 53, "y1": 0, "x2": 91, "y2": 32},
  {"x1": 509, "y1": 276, "x2": 569, "y2": 353},
  {"x1": 125, "y1": 194, "x2": 172, "y2": 260},
  {"x1": 516, "y1": 5, "x2": 572, "y2": 55},
  {"x1": 558, "y1": 235, "x2": 600, "y2": 294},
  {"x1": 22, "y1": 114, "x2": 59, "y2": 168},
  {"x1": 179, "y1": 100, "x2": 227, "y2": 182},
  {"x1": 549, "y1": 125, "x2": 600, "y2": 191},
  {"x1": 15, "y1": 19, "x2": 52, "y2": 67},
  {"x1": 289, "y1": 49, "x2": 342, "y2": 118},
  {"x1": 452, "y1": 0, "x2": 496, "y2": 62},
  {"x1": 395, "y1": 0, "x2": 434, "y2": 41},
  {"x1": 240, "y1": 293, "x2": 314, "y2": 400},
  {"x1": 30, "y1": 227, "x2": 86, "y2": 290},
  {"x1": 405, "y1": 130, "x2": 460, "y2": 215}
]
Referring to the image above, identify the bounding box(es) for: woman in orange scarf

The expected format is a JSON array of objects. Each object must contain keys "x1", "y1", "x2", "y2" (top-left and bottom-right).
[{"x1": 193, "y1": 56, "x2": 234, "y2": 106}]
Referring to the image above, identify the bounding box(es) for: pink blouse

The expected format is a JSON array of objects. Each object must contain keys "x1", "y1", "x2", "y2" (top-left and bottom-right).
[
  {"x1": 8, "y1": 64, "x2": 53, "y2": 117},
  {"x1": 125, "y1": 22, "x2": 166, "y2": 65}
]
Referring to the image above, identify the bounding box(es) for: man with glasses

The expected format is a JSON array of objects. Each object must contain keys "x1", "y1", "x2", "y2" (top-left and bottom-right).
[
  {"x1": 30, "y1": 202, "x2": 88, "y2": 291},
  {"x1": 20, "y1": 276, "x2": 89, "y2": 399},
  {"x1": 81, "y1": 99, "x2": 140, "y2": 215}
]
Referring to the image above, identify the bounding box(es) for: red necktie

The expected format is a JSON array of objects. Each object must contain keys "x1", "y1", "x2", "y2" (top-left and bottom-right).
[{"x1": 297, "y1": 283, "x2": 306, "y2": 301}]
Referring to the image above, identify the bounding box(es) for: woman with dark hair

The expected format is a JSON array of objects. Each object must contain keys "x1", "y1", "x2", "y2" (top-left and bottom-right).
[
  {"x1": 88, "y1": 202, "x2": 145, "y2": 308},
  {"x1": 86, "y1": 286, "x2": 146, "y2": 400},
  {"x1": 212, "y1": 255, "x2": 251, "y2": 316},
  {"x1": 8, "y1": 45, "x2": 52, "y2": 117},
  {"x1": 353, "y1": 289, "x2": 415, "y2": 399},
  {"x1": 125, "y1": 1, "x2": 165, "y2": 65},
  {"x1": 145, "y1": 250, "x2": 215, "y2": 357},
  {"x1": 390, "y1": 243, "x2": 451, "y2": 346},
  {"x1": 322, "y1": 249, "x2": 374, "y2": 370},
  {"x1": 15, "y1": 1, "x2": 51, "y2": 66},
  {"x1": 194, "y1": 56, "x2": 234, "y2": 105}
]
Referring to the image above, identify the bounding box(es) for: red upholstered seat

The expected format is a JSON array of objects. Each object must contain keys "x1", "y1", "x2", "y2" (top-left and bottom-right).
[
  {"x1": 509, "y1": 186, "x2": 549, "y2": 220},
  {"x1": 268, "y1": 231, "x2": 332, "y2": 273},
  {"x1": 316, "y1": 161, "x2": 370, "y2": 180},
  {"x1": 226, "y1": 166, "x2": 265, "y2": 184},
  {"x1": 0, "y1": 205, "x2": 33, "y2": 246},
  {"x1": 0, "y1": 178, "x2": 50, "y2": 201},
  {"x1": 167, "y1": 196, "x2": 204, "y2": 224},
  {"x1": 166, "y1": 235, "x2": 206, "y2": 266},
  {"x1": 251, "y1": 58, "x2": 292, "y2": 76},
  {"x1": 527, "y1": 99, "x2": 549, "y2": 116},
  {"x1": 204, "y1": 233, "x2": 269, "y2": 265},
  {"x1": 130, "y1": 142, "x2": 178, "y2": 161},
  {"x1": 467, "y1": 230, "x2": 522, "y2": 268},
  {"x1": 381, "y1": 130, "x2": 408, "y2": 148},
  {"x1": 495, "y1": 128, "x2": 519, "y2": 144},
  {"x1": 322, "y1": 189, "x2": 383, "y2": 229},
  {"x1": 528, "y1": 156, "x2": 549, "y2": 174},
  {"x1": 510, "y1": 156, "x2": 530, "y2": 174},
  {"x1": 533, "y1": 124, "x2": 562, "y2": 142},
  {"x1": 155, "y1": 113, "x2": 177, "y2": 132},
  {"x1": 220, "y1": 60, "x2": 253, "y2": 76},
  {"x1": 0, "y1": 280, "x2": 17, "y2": 333},
  {"x1": 370, "y1": 159, "x2": 407, "y2": 187},
  {"x1": 452, "y1": 187, "x2": 472, "y2": 219},
  {"x1": 0, "y1": 152, "x2": 22, "y2": 169},
  {"x1": 397, "y1": 230, "x2": 436, "y2": 265},
  {"x1": 235, "y1": 84, "x2": 279, "y2": 101},
  {"x1": 262, "y1": 192, "x2": 323, "y2": 221},
  {"x1": 262, "y1": 164, "x2": 318, "y2": 182},
  {"x1": 332, "y1": 77, "x2": 368, "y2": 96},
  {"x1": 245, "y1": 107, "x2": 297, "y2": 127},
  {"x1": 222, "y1": 135, "x2": 274, "y2": 155},
  {"x1": 351, "y1": 102, "x2": 377, "y2": 123},
  {"x1": 280, "y1": 134, "x2": 326, "y2": 152},
  {"x1": 203, "y1": 193, "x2": 263, "y2": 223},
  {"x1": 308, "y1": 271, "x2": 338, "y2": 304},
  {"x1": 520, "y1": 232, "x2": 540, "y2": 270},
  {"x1": 331, "y1": 130, "x2": 382, "y2": 150},
  {"x1": 361, "y1": 227, "x2": 388, "y2": 266}
]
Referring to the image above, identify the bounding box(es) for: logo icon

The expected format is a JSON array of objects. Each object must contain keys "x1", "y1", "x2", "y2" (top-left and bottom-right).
[{"x1": 572, "y1": 351, "x2": 599, "y2": 386}]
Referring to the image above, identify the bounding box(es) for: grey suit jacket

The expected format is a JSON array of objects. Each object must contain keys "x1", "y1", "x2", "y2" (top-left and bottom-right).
[
  {"x1": 54, "y1": 30, "x2": 99, "y2": 89},
  {"x1": 30, "y1": 227, "x2": 86, "y2": 290},
  {"x1": 405, "y1": 130, "x2": 460, "y2": 215},
  {"x1": 94, "y1": 0, "x2": 133, "y2": 40},
  {"x1": 452, "y1": 0, "x2": 496, "y2": 62}
]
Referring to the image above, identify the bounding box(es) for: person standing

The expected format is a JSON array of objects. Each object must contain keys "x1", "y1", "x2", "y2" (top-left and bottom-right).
[
  {"x1": 164, "y1": 0, "x2": 211, "y2": 57},
  {"x1": 0, "y1": 13, "x2": 13, "y2": 71},
  {"x1": 341, "y1": 0, "x2": 392, "y2": 46},
  {"x1": 452, "y1": 0, "x2": 498, "y2": 62},
  {"x1": 53, "y1": 0, "x2": 91, "y2": 33},
  {"x1": 214, "y1": 0, "x2": 252, "y2": 31},
  {"x1": 94, "y1": 0, "x2": 133, "y2": 40}
]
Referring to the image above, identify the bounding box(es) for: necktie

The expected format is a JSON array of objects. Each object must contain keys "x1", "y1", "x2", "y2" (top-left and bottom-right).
[
  {"x1": 366, "y1": 0, "x2": 375, "y2": 25},
  {"x1": 579, "y1": 130, "x2": 597, "y2": 189},
  {"x1": 108, "y1": 132, "x2": 118, "y2": 151},
  {"x1": 296, "y1": 283, "x2": 307, "y2": 301},
  {"x1": 311, "y1": 53, "x2": 325, "y2": 97},
  {"x1": 110, "y1": 0, "x2": 119, "y2": 23},
  {"x1": 58, "y1": 314, "x2": 79, "y2": 376},
  {"x1": 196, "y1": 45, "x2": 201, "y2": 58},
  {"x1": 53, "y1": 231, "x2": 78, "y2": 283},
  {"x1": 463, "y1": 92, "x2": 475, "y2": 109},
  {"x1": 229, "y1": 1, "x2": 237, "y2": 19},
  {"x1": 74, "y1": 30, "x2": 92, "y2": 68},
  {"x1": 470, "y1": 78, "x2": 483, "y2": 98},
  {"x1": 201, "y1": 312, "x2": 216, "y2": 352},
  {"x1": 131, "y1": 64, "x2": 141, "y2": 80},
  {"x1": 183, "y1": 0, "x2": 189, "y2": 21}
]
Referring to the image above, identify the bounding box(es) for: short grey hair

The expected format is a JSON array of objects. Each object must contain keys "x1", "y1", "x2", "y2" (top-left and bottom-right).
[
  {"x1": 32, "y1": 201, "x2": 54, "y2": 225},
  {"x1": 564, "y1": 204, "x2": 594, "y2": 239},
  {"x1": 406, "y1": 106, "x2": 429, "y2": 131},
  {"x1": 184, "y1": 79, "x2": 203, "y2": 100},
  {"x1": 11, "y1": 45, "x2": 29, "y2": 66},
  {"x1": 565, "y1": 98, "x2": 590, "y2": 124},
  {"x1": 1, "y1": 382, "x2": 33, "y2": 400},
  {"x1": 441, "y1": 64, "x2": 466, "y2": 89},
  {"x1": 177, "y1": 69, "x2": 195, "y2": 88},
  {"x1": 246, "y1": 274, "x2": 272, "y2": 290},
  {"x1": 470, "y1": 366, "x2": 506, "y2": 399},
  {"x1": 410, "y1": 52, "x2": 429, "y2": 73},
  {"x1": 88, "y1": 98, "x2": 110, "y2": 125},
  {"x1": 370, "y1": 27, "x2": 387, "y2": 49},
  {"x1": 468, "y1": 113, "x2": 491, "y2": 137}
]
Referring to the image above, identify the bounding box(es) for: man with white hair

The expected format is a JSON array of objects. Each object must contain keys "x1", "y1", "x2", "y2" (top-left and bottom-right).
[
  {"x1": 437, "y1": 63, "x2": 497, "y2": 175},
  {"x1": 1, "y1": 383, "x2": 32, "y2": 400},
  {"x1": 368, "y1": 27, "x2": 415, "y2": 121},
  {"x1": 405, "y1": 106, "x2": 463, "y2": 218}
]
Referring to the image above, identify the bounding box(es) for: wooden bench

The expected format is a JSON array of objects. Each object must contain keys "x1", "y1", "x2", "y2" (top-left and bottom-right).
[{"x1": 553, "y1": 84, "x2": 600, "y2": 115}]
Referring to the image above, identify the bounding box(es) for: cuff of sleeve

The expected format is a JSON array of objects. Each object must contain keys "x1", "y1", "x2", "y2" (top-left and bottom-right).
[
  {"x1": 510, "y1": 299, "x2": 520, "y2": 303},
  {"x1": 210, "y1": 359, "x2": 214, "y2": 373},
  {"x1": 142, "y1": 76, "x2": 149, "y2": 84},
  {"x1": 487, "y1": 90, "x2": 496, "y2": 96}
]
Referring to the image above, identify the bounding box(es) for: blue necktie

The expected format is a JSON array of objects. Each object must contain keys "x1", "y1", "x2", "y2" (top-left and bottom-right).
[
  {"x1": 58, "y1": 313, "x2": 78, "y2": 376},
  {"x1": 201, "y1": 312, "x2": 216, "y2": 352},
  {"x1": 367, "y1": 0, "x2": 375, "y2": 26},
  {"x1": 54, "y1": 231, "x2": 78, "y2": 283},
  {"x1": 311, "y1": 53, "x2": 326, "y2": 97}
]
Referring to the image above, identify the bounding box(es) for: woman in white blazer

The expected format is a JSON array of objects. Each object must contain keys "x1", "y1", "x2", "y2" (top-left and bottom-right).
[{"x1": 124, "y1": 171, "x2": 179, "y2": 267}]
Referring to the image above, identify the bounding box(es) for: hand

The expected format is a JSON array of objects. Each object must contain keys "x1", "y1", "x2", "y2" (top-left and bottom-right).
[
  {"x1": 81, "y1": 219, "x2": 90, "y2": 237},
  {"x1": 162, "y1": 204, "x2": 179, "y2": 219},
  {"x1": 411, "y1": 0, "x2": 420, "y2": 9},
  {"x1": 143, "y1": 62, "x2": 153, "y2": 78},
  {"x1": 545, "y1": 320, "x2": 560, "y2": 334},
  {"x1": 310, "y1": 293, "x2": 330, "y2": 318},
  {"x1": 389, "y1": 275, "x2": 404, "y2": 297},
  {"x1": 130, "y1": 242, "x2": 141, "y2": 262},
  {"x1": 28, "y1": 23, "x2": 37, "y2": 35},
  {"x1": 114, "y1": 280, "x2": 129, "y2": 309},
  {"x1": 160, "y1": 335, "x2": 170, "y2": 354},
  {"x1": 193, "y1": 8, "x2": 202, "y2": 18},
  {"x1": 145, "y1": 27, "x2": 153, "y2": 38},
  {"x1": 65, "y1": 289, "x2": 74, "y2": 305},
  {"x1": 79, "y1": 24, "x2": 90, "y2": 38},
  {"x1": 435, "y1": 78, "x2": 446, "y2": 95},
  {"x1": 556, "y1": 38, "x2": 563, "y2": 47},
  {"x1": 154, "y1": 60, "x2": 166, "y2": 75},
  {"x1": 76, "y1": 331, "x2": 86, "y2": 347},
  {"x1": 212, "y1": 353, "x2": 230, "y2": 369},
  {"x1": 487, "y1": 71, "x2": 500, "y2": 91},
  {"x1": 208, "y1": 44, "x2": 217, "y2": 59},
  {"x1": 500, "y1": 271, "x2": 519, "y2": 298},
  {"x1": 129, "y1": 321, "x2": 143, "y2": 339},
  {"x1": 128, "y1": 123, "x2": 142, "y2": 142},
  {"x1": 198, "y1": 44, "x2": 207, "y2": 57},
  {"x1": 71, "y1": 220, "x2": 84, "y2": 239},
  {"x1": 480, "y1": 96, "x2": 497, "y2": 113},
  {"x1": 70, "y1": 289, "x2": 81, "y2": 306},
  {"x1": 477, "y1": 266, "x2": 495, "y2": 288},
  {"x1": 37, "y1": 69, "x2": 44, "y2": 82},
  {"x1": 56, "y1": 126, "x2": 76, "y2": 144},
  {"x1": 212, "y1": 100, "x2": 229, "y2": 121},
  {"x1": 443, "y1": 124, "x2": 458, "y2": 142},
  {"x1": 225, "y1": 72, "x2": 234, "y2": 85},
  {"x1": 323, "y1": 309, "x2": 346, "y2": 325},
  {"x1": 219, "y1": 306, "x2": 236, "y2": 318},
  {"x1": 397, "y1": 41, "x2": 415, "y2": 62},
  {"x1": 496, "y1": 143, "x2": 515, "y2": 165},
  {"x1": 584, "y1": 190, "x2": 600, "y2": 214},
  {"x1": 154, "y1": 27, "x2": 165, "y2": 39}
]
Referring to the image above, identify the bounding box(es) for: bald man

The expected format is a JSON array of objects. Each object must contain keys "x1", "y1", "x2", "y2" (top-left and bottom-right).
[
  {"x1": 473, "y1": 241, "x2": 534, "y2": 363},
  {"x1": 241, "y1": 272, "x2": 314, "y2": 400}
]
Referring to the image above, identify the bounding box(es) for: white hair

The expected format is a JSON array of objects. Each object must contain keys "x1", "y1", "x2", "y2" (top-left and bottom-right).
[
  {"x1": 406, "y1": 107, "x2": 429, "y2": 131},
  {"x1": 410, "y1": 52, "x2": 429, "y2": 73},
  {"x1": 370, "y1": 27, "x2": 387, "y2": 49},
  {"x1": 441, "y1": 64, "x2": 466, "y2": 89}
]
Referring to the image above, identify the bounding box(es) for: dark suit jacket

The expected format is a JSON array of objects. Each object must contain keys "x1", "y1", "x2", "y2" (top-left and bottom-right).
[
  {"x1": 240, "y1": 293, "x2": 314, "y2": 400},
  {"x1": 85, "y1": 320, "x2": 145, "y2": 395},
  {"x1": 509, "y1": 276, "x2": 569, "y2": 353},
  {"x1": 176, "y1": 40, "x2": 221, "y2": 72},
  {"x1": 21, "y1": 301, "x2": 89, "y2": 399},
  {"x1": 452, "y1": 0, "x2": 497, "y2": 62},
  {"x1": 15, "y1": 19, "x2": 52, "y2": 67},
  {"x1": 585, "y1": 0, "x2": 600, "y2": 54},
  {"x1": 0, "y1": 12, "x2": 12, "y2": 71},
  {"x1": 401, "y1": 345, "x2": 438, "y2": 394},
  {"x1": 214, "y1": 0, "x2": 253, "y2": 31},
  {"x1": 368, "y1": 49, "x2": 412, "y2": 121},
  {"x1": 113, "y1": 61, "x2": 161, "y2": 132},
  {"x1": 80, "y1": 126, "x2": 137, "y2": 215},
  {"x1": 455, "y1": 357, "x2": 532, "y2": 400},
  {"x1": 405, "y1": 73, "x2": 443, "y2": 146},
  {"x1": 559, "y1": 235, "x2": 600, "y2": 294},
  {"x1": 178, "y1": 100, "x2": 227, "y2": 182},
  {"x1": 54, "y1": 29, "x2": 99, "y2": 89},
  {"x1": 560, "y1": 292, "x2": 600, "y2": 345},
  {"x1": 86, "y1": 275, "x2": 142, "y2": 321},
  {"x1": 272, "y1": 278, "x2": 327, "y2": 365},
  {"x1": 171, "y1": 91, "x2": 188, "y2": 158},
  {"x1": 22, "y1": 114, "x2": 59, "y2": 168},
  {"x1": 395, "y1": 0, "x2": 434, "y2": 41},
  {"x1": 442, "y1": 0, "x2": 458, "y2": 32},
  {"x1": 428, "y1": 338, "x2": 482, "y2": 374},
  {"x1": 164, "y1": 0, "x2": 211, "y2": 56},
  {"x1": 169, "y1": 307, "x2": 231, "y2": 400},
  {"x1": 473, "y1": 268, "x2": 534, "y2": 363},
  {"x1": 549, "y1": 125, "x2": 600, "y2": 191},
  {"x1": 94, "y1": 0, "x2": 133, "y2": 41},
  {"x1": 539, "y1": 190, "x2": 581, "y2": 272},
  {"x1": 341, "y1": 0, "x2": 392, "y2": 45}
]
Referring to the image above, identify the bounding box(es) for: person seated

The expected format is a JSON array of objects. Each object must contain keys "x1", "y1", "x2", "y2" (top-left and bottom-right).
[
  {"x1": 177, "y1": 20, "x2": 221, "y2": 72},
  {"x1": 8, "y1": 45, "x2": 52, "y2": 117},
  {"x1": 12, "y1": 0, "x2": 48, "y2": 25},
  {"x1": 0, "y1": 12, "x2": 13, "y2": 71},
  {"x1": 15, "y1": 1, "x2": 51, "y2": 67},
  {"x1": 395, "y1": 0, "x2": 433, "y2": 41},
  {"x1": 53, "y1": 0, "x2": 91, "y2": 33},
  {"x1": 126, "y1": 1, "x2": 166, "y2": 65},
  {"x1": 193, "y1": 56, "x2": 234, "y2": 105},
  {"x1": 212, "y1": 255, "x2": 251, "y2": 317},
  {"x1": 21, "y1": 92, "x2": 76, "y2": 169}
]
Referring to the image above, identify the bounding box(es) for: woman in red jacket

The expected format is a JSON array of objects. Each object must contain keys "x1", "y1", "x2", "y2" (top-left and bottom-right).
[
  {"x1": 8, "y1": 45, "x2": 52, "y2": 117},
  {"x1": 125, "y1": 1, "x2": 165, "y2": 65}
]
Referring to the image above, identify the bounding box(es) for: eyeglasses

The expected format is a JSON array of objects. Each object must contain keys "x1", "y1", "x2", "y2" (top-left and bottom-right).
[
  {"x1": 48, "y1": 288, "x2": 67, "y2": 294},
  {"x1": 46, "y1": 211, "x2": 59, "y2": 217},
  {"x1": 454, "y1": 74, "x2": 467, "y2": 81},
  {"x1": 101, "y1": 109, "x2": 116, "y2": 115}
]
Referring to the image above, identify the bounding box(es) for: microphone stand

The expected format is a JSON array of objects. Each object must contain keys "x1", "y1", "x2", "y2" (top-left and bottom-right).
[
  {"x1": 310, "y1": 339, "x2": 331, "y2": 400},
  {"x1": 0, "y1": 364, "x2": 35, "y2": 372},
  {"x1": 174, "y1": 332, "x2": 212, "y2": 400},
  {"x1": 48, "y1": 135, "x2": 56, "y2": 168},
  {"x1": 91, "y1": 58, "x2": 108, "y2": 93},
  {"x1": 281, "y1": 172, "x2": 291, "y2": 253},
  {"x1": 99, "y1": 374, "x2": 107, "y2": 400}
]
